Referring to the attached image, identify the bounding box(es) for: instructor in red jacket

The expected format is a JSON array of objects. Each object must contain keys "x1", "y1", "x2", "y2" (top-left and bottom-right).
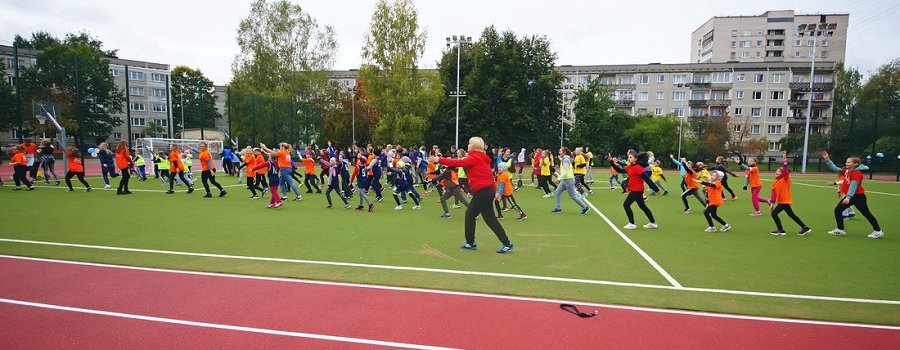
[{"x1": 430, "y1": 137, "x2": 513, "y2": 253}]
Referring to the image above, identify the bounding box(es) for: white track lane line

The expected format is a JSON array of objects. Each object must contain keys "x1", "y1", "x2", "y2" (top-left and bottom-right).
[
  {"x1": 582, "y1": 198, "x2": 682, "y2": 287},
  {"x1": 761, "y1": 178, "x2": 899, "y2": 197},
  {"x1": 1, "y1": 239, "x2": 898, "y2": 306},
  {"x1": 1, "y1": 255, "x2": 898, "y2": 330},
  {"x1": 0, "y1": 297, "x2": 457, "y2": 350}
]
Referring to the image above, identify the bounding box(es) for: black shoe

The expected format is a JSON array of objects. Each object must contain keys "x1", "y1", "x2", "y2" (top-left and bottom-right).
[
  {"x1": 368, "y1": 204, "x2": 374, "y2": 212},
  {"x1": 187, "y1": 187, "x2": 195, "y2": 194},
  {"x1": 124, "y1": 190, "x2": 132, "y2": 194},
  {"x1": 798, "y1": 227, "x2": 812, "y2": 236},
  {"x1": 166, "y1": 190, "x2": 175, "y2": 194},
  {"x1": 219, "y1": 190, "x2": 227, "y2": 197},
  {"x1": 117, "y1": 190, "x2": 124, "y2": 195},
  {"x1": 85, "y1": 188, "x2": 92, "y2": 192},
  {"x1": 204, "y1": 193, "x2": 213, "y2": 198}
]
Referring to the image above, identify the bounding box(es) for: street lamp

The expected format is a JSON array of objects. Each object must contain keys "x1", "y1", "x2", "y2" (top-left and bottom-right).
[
  {"x1": 799, "y1": 21, "x2": 834, "y2": 173},
  {"x1": 446, "y1": 34, "x2": 473, "y2": 149},
  {"x1": 175, "y1": 83, "x2": 186, "y2": 140},
  {"x1": 677, "y1": 114, "x2": 685, "y2": 158},
  {"x1": 347, "y1": 86, "x2": 358, "y2": 145}
]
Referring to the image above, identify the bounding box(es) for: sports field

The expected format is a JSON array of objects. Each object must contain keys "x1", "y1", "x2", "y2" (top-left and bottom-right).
[{"x1": 1, "y1": 168, "x2": 898, "y2": 328}]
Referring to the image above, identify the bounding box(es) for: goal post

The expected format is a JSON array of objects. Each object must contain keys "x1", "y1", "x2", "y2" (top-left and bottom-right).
[{"x1": 134, "y1": 138, "x2": 224, "y2": 173}]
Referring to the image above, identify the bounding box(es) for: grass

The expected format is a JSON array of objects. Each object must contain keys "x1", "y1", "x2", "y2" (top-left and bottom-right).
[{"x1": 1, "y1": 169, "x2": 898, "y2": 325}]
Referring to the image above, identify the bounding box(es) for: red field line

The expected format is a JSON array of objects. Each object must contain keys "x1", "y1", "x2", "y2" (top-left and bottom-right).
[{"x1": 0, "y1": 256, "x2": 897, "y2": 349}]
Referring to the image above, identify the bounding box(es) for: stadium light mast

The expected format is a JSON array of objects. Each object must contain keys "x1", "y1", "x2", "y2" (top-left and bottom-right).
[
  {"x1": 347, "y1": 86, "x2": 358, "y2": 145},
  {"x1": 447, "y1": 34, "x2": 473, "y2": 149},
  {"x1": 799, "y1": 21, "x2": 833, "y2": 173}
]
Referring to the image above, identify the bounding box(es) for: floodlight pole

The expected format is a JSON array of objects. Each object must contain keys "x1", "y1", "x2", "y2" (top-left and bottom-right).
[
  {"x1": 125, "y1": 65, "x2": 132, "y2": 147},
  {"x1": 13, "y1": 40, "x2": 23, "y2": 143},
  {"x1": 801, "y1": 35, "x2": 817, "y2": 174},
  {"x1": 347, "y1": 86, "x2": 357, "y2": 145},
  {"x1": 447, "y1": 35, "x2": 471, "y2": 149}
]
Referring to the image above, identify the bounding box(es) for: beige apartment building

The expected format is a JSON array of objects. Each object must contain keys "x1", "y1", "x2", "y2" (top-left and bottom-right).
[
  {"x1": 691, "y1": 10, "x2": 848, "y2": 64},
  {"x1": 1, "y1": 44, "x2": 173, "y2": 145}
]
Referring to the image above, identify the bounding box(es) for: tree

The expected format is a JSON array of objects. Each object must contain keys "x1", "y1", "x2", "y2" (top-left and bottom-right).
[
  {"x1": 323, "y1": 89, "x2": 378, "y2": 145},
  {"x1": 171, "y1": 66, "x2": 220, "y2": 135},
  {"x1": 568, "y1": 78, "x2": 633, "y2": 152},
  {"x1": 18, "y1": 32, "x2": 124, "y2": 147},
  {"x1": 856, "y1": 58, "x2": 900, "y2": 156},
  {"x1": 689, "y1": 115, "x2": 730, "y2": 161},
  {"x1": 825, "y1": 62, "x2": 863, "y2": 156},
  {"x1": 230, "y1": 0, "x2": 337, "y2": 146},
  {"x1": 0, "y1": 63, "x2": 15, "y2": 133},
  {"x1": 624, "y1": 114, "x2": 684, "y2": 156},
  {"x1": 360, "y1": 0, "x2": 442, "y2": 146}
]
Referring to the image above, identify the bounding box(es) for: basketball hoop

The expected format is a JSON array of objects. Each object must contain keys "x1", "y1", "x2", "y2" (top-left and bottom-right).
[{"x1": 35, "y1": 114, "x2": 47, "y2": 125}]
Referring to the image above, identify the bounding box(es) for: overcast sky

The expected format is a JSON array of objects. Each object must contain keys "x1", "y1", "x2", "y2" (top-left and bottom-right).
[{"x1": 2, "y1": 0, "x2": 897, "y2": 85}]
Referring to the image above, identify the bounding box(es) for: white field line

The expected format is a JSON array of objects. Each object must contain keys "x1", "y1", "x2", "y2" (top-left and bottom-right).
[
  {"x1": 0, "y1": 297, "x2": 456, "y2": 350},
  {"x1": 1, "y1": 239, "x2": 898, "y2": 306},
  {"x1": 581, "y1": 198, "x2": 682, "y2": 287},
  {"x1": 28, "y1": 184, "x2": 245, "y2": 193},
  {"x1": 761, "y1": 179, "x2": 899, "y2": 197},
  {"x1": 2, "y1": 255, "x2": 899, "y2": 331}
]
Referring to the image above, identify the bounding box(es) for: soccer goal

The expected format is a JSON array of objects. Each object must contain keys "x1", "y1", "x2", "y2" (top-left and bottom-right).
[{"x1": 135, "y1": 138, "x2": 223, "y2": 172}]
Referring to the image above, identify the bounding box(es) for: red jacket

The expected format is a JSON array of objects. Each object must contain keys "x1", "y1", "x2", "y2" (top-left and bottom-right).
[
  {"x1": 438, "y1": 150, "x2": 495, "y2": 192},
  {"x1": 625, "y1": 164, "x2": 645, "y2": 193}
]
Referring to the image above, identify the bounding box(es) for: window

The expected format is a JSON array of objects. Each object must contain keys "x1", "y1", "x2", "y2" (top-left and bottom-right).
[
  {"x1": 743, "y1": 30, "x2": 751, "y2": 37},
  {"x1": 711, "y1": 72, "x2": 731, "y2": 83},
  {"x1": 154, "y1": 119, "x2": 168, "y2": 127},
  {"x1": 673, "y1": 74, "x2": 688, "y2": 84},
  {"x1": 130, "y1": 102, "x2": 145, "y2": 111},
  {"x1": 730, "y1": 52, "x2": 736, "y2": 59},
  {"x1": 751, "y1": 125, "x2": 761, "y2": 134},
  {"x1": 767, "y1": 125, "x2": 783, "y2": 134},
  {"x1": 128, "y1": 70, "x2": 144, "y2": 81},
  {"x1": 742, "y1": 51, "x2": 750, "y2": 58},
  {"x1": 563, "y1": 76, "x2": 572, "y2": 84},
  {"x1": 772, "y1": 73, "x2": 786, "y2": 83},
  {"x1": 109, "y1": 68, "x2": 120, "y2": 77},
  {"x1": 737, "y1": 73, "x2": 745, "y2": 82},
  {"x1": 808, "y1": 39, "x2": 815, "y2": 47},
  {"x1": 768, "y1": 142, "x2": 781, "y2": 151},
  {"x1": 756, "y1": 40, "x2": 763, "y2": 47},
  {"x1": 822, "y1": 39, "x2": 829, "y2": 47},
  {"x1": 808, "y1": 50, "x2": 815, "y2": 58},
  {"x1": 795, "y1": 51, "x2": 802, "y2": 57},
  {"x1": 656, "y1": 74, "x2": 665, "y2": 83},
  {"x1": 792, "y1": 75, "x2": 804, "y2": 83},
  {"x1": 735, "y1": 91, "x2": 744, "y2": 99},
  {"x1": 673, "y1": 108, "x2": 685, "y2": 117},
  {"x1": 769, "y1": 108, "x2": 784, "y2": 117},
  {"x1": 599, "y1": 77, "x2": 613, "y2": 85},
  {"x1": 579, "y1": 76, "x2": 589, "y2": 85},
  {"x1": 710, "y1": 108, "x2": 724, "y2": 117},
  {"x1": 617, "y1": 76, "x2": 632, "y2": 84},
  {"x1": 753, "y1": 74, "x2": 764, "y2": 83},
  {"x1": 795, "y1": 39, "x2": 802, "y2": 46},
  {"x1": 672, "y1": 91, "x2": 686, "y2": 101},
  {"x1": 691, "y1": 92, "x2": 707, "y2": 100},
  {"x1": 752, "y1": 91, "x2": 762, "y2": 100},
  {"x1": 152, "y1": 88, "x2": 166, "y2": 97},
  {"x1": 730, "y1": 41, "x2": 737, "y2": 48},
  {"x1": 655, "y1": 108, "x2": 664, "y2": 116},
  {"x1": 691, "y1": 109, "x2": 705, "y2": 116},
  {"x1": 751, "y1": 108, "x2": 762, "y2": 117},
  {"x1": 756, "y1": 51, "x2": 761, "y2": 58},
  {"x1": 152, "y1": 103, "x2": 167, "y2": 112},
  {"x1": 734, "y1": 107, "x2": 743, "y2": 116},
  {"x1": 129, "y1": 87, "x2": 144, "y2": 96},
  {"x1": 821, "y1": 51, "x2": 828, "y2": 58},
  {"x1": 617, "y1": 90, "x2": 634, "y2": 101},
  {"x1": 742, "y1": 40, "x2": 751, "y2": 48},
  {"x1": 7, "y1": 76, "x2": 16, "y2": 86},
  {"x1": 656, "y1": 91, "x2": 664, "y2": 100},
  {"x1": 131, "y1": 118, "x2": 146, "y2": 126},
  {"x1": 731, "y1": 30, "x2": 738, "y2": 36},
  {"x1": 639, "y1": 75, "x2": 649, "y2": 84},
  {"x1": 734, "y1": 124, "x2": 743, "y2": 132},
  {"x1": 638, "y1": 92, "x2": 649, "y2": 101},
  {"x1": 771, "y1": 91, "x2": 784, "y2": 100},
  {"x1": 150, "y1": 73, "x2": 166, "y2": 82},
  {"x1": 113, "y1": 132, "x2": 123, "y2": 139},
  {"x1": 813, "y1": 75, "x2": 825, "y2": 83},
  {"x1": 637, "y1": 108, "x2": 648, "y2": 116}
]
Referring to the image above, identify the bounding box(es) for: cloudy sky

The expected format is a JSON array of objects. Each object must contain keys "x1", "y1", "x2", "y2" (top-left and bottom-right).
[{"x1": 2, "y1": 0, "x2": 897, "y2": 85}]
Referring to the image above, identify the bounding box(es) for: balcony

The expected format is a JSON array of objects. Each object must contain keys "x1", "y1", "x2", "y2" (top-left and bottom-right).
[
  {"x1": 710, "y1": 82, "x2": 732, "y2": 90},
  {"x1": 689, "y1": 99, "x2": 708, "y2": 107},
  {"x1": 790, "y1": 82, "x2": 834, "y2": 91},
  {"x1": 615, "y1": 99, "x2": 634, "y2": 107},
  {"x1": 766, "y1": 45, "x2": 785, "y2": 51},
  {"x1": 690, "y1": 81, "x2": 711, "y2": 88},
  {"x1": 789, "y1": 99, "x2": 833, "y2": 108},
  {"x1": 709, "y1": 99, "x2": 732, "y2": 107},
  {"x1": 612, "y1": 84, "x2": 635, "y2": 90}
]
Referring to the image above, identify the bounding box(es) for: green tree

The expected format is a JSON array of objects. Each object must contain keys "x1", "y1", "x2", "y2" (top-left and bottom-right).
[
  {"x1": 0, "y1": 63, "x2": 15, "y2": 133},
  {"x1": 624, "y1": 114, "x2": 684, "y2": 156},
  {"x1": 171, "y1": 66, "x2": 220, "y2": 135},
  {"x1": 568, "y1": 78, "x2": 633, "y2": 152},
  {"x1": 230, "y1": 0, "x2": 337, "y2": 146},
  {"x1": 18, "y1": 32, "x2": 124, "y2": 147},
  {"x1": 855, "y1": 58, "x2": 900, "y2": 156},
  {"x1": 323, "y1": 90, "x2": 378, "y2": 146},
  {"x1": 360, "y1": 0, "x2": 442, "y2": 146},
  {"x1": 689, "y1": 115, "x2": 730, "y2": 161},
  {"x1": 825, "y1": 63, "x2": 863, "y2": 156}
]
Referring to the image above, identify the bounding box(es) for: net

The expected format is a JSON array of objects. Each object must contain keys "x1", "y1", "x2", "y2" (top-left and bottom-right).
[{"x1": 135, "y1": 138, "x2": 223, "y2": 172}]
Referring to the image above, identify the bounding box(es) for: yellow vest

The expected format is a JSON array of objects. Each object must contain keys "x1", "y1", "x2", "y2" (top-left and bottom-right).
[{"x1": 574, "y1": 155, "x2": 587, "y2": 175}]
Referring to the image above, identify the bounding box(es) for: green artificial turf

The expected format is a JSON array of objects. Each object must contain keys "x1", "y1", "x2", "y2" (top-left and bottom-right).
[{"x1": 1, "y1": 170, "x2": 898, "y2": 325}]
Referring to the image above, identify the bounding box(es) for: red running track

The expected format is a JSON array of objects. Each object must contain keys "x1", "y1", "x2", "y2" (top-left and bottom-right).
[{"x1": 0, "y1": 255, "x2": 897, "y2": 349}]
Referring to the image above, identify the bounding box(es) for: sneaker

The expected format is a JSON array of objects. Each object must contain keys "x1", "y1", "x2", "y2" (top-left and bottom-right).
[
  {"x1": 451, "y1": 204, "x2": 461, "y2": 209},
  {"x1": 798, "y1": 227, "x2": 811, "y2": 236},
  {"x1": 730, "y1": 196, "x2": 738, "y2": 201},
  {"x1": 663, "y1": 191, "x2": 669, "y2": 196},
  {"x1": 203, "y1": 193, "x2": 213, "y2": 198},
  {"x1": 460, "y1": 242, "x2": 477, "y2": 250},
  {"x1": 267, "y1": 204, "x2": 274, "y2": 209},
  {"x1": 721, "y1": 224, "x2": 731, "y2": 232},
  {"x1": 85, "y1": 188, "x2": 92, "y2": 192},
  {"x1": 868, "y1": 231, "x2": 884, "y2": 239},
  {"x1": 261, "y1": 189, "x2": 269, "y2": 196},
  {"x1": 440, "y1": 213, "x2": 452, "y2": 219},
  {"x1": 166, "y1": 190, "x2": 175, "y2": 194},
  {"x1": 643, "y1": 222, "x2": 658, "y2": 229},
  {"x1": 496, "y1": 215, "x2": 504, "y2": 220},
  {"x1": 55, "y1": 180, "x2": 60, "y2": 186},
  {"x1": 623, "y1": 223, "x2": 637, "y2": 230},
  {"x1": 750, "y1": 211, "x2": 762, "y2": 216},
  {"x1": 66, "y1": 188, "x2": 74, "y2": 192},
  {"x1": 280, "y1": 196, "x2": 287, "y2": 200},
  {"x1": 104, "y1": 185, "x2": 111, "y2": 189},
  {"x1": 12, "y1": 187, "x2": 22, "y2": 191},
  {"x1": 683, "y1": 208, "x2": 692, "y2": 214},
  {"x1": 273, "y1": 202, "x2": 283, "y2": 208},
  {"x1": 368, "y1": 204, "x2": 375, "y2": 212},
  {"x1": 609, "y1": 186, "x2": 616, "y2": 190},
  {"x1": 294, "y1": 196, "x2": 303, "y2": 201},
  {"x1": 187, "y1": 187, "x2": 195, "y2": 194},
  {"x1": 542, "y1": 193, "x2": 553, "y2": 198},
  {"x1": 376, "y1": 197, "x2": 383, "y2": 203},
  {"x1": 501, "y1": 207, "x2": 511, "y2": 212},
  {"x1": 325, "y1": 205, "x2": 333, "y2": 209},
  {"x1": 412, "y1": 205, "x2": 421, "y2": 210},
  {"x1": 704, "y1": 227, "x2": 717, "y2": 233},
  {"x1": 580, "y1": 206, "x2": 590, "y2": 215},
  {"x1": 394, "y1": 205, "x2": 403, "y2": 210},
  {"x1": 496, "y1": 243, "x2": 514, "y2": 254},
  {"x1": 355, "y1": 205, "x2": 364, "y2": 211},
  {"x1": 250, "y1": 195, "x2": 259, "y2": 200},
  {"x1": 343, "y1": 203, "x2": 351, "y2": 209},
  {"x1": 219, "y1": 191, "x2": 227, "y2": 197},
  {"x1": 518, "y1": 214, "x2": 527, "y2": 221},
  {"x1": 551, "y1": 208, "x2": 562, "y2": 214},
  {"x1": 770, "y1": 230, "x2": 786, "y2": 236},
  {"x1": 827, "y1": 228, "x2": 847, "y2": 236}
]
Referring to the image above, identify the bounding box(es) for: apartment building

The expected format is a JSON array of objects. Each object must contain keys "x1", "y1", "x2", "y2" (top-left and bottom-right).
[
  {"x1": 691, "y1": 10, "x2": 848, "y2": 64},
  {"x1": 1, "y1": 44, "x2": 173, "y2": 145}
]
